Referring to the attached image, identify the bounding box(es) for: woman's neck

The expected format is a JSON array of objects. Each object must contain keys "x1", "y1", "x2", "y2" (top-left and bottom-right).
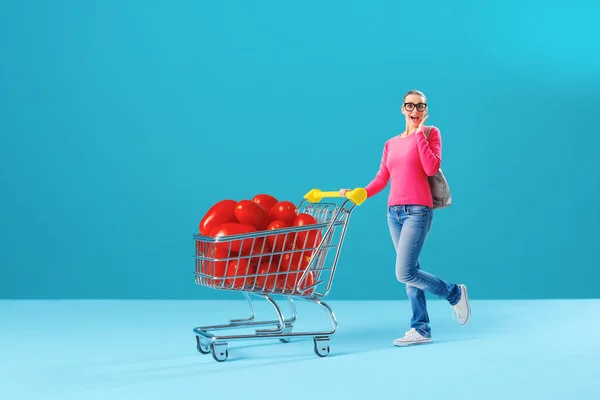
[{"x1": 401, "y1": 126, "x2": 419, "y2": 137}]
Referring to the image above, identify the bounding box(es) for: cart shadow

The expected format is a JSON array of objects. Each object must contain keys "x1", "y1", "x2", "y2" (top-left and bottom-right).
[
  {"x1": 52, "y1": 323, "x2": 484, "y2": 394},
  {"x1": 207, "y1": 320, "x2": 480, "y2": 359}
]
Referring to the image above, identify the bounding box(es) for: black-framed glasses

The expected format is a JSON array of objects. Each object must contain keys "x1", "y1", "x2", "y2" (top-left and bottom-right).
[{"x1": 404, "y1": 102, "x2": 427, "y2": 112}]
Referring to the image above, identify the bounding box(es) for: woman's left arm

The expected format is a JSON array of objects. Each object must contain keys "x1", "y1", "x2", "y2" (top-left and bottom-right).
[{"x1": 415, "y1": 126, "x2": 442, "y2": 176}]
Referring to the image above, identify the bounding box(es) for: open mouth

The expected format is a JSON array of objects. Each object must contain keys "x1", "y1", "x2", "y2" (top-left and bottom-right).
[{"x1": 410, "y1": 116, "x2": 419, "y2": 123}]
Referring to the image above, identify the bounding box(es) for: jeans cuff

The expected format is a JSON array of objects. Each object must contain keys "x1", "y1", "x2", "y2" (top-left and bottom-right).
[{"x1": 448, "y1": 284, "x2": 461, "y2": 306}]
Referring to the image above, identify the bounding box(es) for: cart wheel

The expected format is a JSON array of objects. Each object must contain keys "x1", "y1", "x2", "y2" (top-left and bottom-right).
[
  {"x1": 279, "y1": 338, "x2": 291, "y2": 343},
  {"x1": 211, "y1": 343, "x2": 228, "y2": 362},
  {"x1": 313, "y1": 337, "x2": 330, "y2": 358},
  {"x1": 195, "y1": 336, "x2": 210, "y2": 354}
]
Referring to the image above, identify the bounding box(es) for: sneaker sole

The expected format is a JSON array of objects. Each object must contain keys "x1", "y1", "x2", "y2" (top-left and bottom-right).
[
  {"x1": 459, "y1": 284, "x2": 470, "y2": 325},
  {"x1": 393, "y1": 338, "x2": 432, "y2": 347}
]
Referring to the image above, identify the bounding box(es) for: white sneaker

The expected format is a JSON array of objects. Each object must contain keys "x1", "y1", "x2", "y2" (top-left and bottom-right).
[
  {"x1": 452, "y1": 284, "x2": 471, "y2": 325},
  {"x1": 393, "y1": 328, "x2": 431, "y2": 347}
]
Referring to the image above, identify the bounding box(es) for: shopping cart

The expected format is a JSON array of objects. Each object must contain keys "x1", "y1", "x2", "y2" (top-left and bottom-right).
[{"x1": 192, "y1": 188, "x2": 367, "y2": 362}]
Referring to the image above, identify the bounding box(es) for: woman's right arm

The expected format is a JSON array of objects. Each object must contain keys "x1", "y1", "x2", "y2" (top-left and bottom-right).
[{"x1": 363, "y1": 141, "x2": 390, "y2": 198}]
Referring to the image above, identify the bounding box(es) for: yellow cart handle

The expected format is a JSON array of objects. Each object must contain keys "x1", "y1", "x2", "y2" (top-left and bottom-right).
[{"x1": 303, "y1": 188, "x2": 367, "y2": 205}]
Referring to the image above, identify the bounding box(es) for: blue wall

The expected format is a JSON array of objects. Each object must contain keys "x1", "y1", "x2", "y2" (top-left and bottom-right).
[{"x1": 1, "y1": 1, "x2": 599, "y2": 300}]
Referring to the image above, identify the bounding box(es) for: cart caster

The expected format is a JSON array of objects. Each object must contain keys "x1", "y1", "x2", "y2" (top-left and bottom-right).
[
  {"x1": 211, "y1": 343, "x2": 228, "y2": 362},
  {"x1": 313, "y1": 337, "x2": 330, "y2": 358},
  {"x1": 196, "y1": 336, "x2": 211, "y2": 354}
]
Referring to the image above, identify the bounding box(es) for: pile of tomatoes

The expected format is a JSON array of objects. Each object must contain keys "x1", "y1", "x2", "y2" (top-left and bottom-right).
[{"x1": 196, "y1": 194, "x2": 322, "y2": 294}]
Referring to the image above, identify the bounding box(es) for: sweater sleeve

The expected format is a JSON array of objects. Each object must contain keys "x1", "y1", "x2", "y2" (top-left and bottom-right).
[
  {"x1": 364, "y1": 141, "x2": 390, "y2": 198},
  {"x1": 416, "y1": 126, "x2": 442, "y2": 176}
]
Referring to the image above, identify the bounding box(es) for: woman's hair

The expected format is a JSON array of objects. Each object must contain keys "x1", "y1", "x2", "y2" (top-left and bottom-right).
[{"x1": 403, "y1": 90, "x2": 427, "y2": 103}]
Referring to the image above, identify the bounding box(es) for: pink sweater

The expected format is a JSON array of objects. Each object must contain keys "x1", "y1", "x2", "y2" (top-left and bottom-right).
[{"x1": 364, "y1": 126, "x2": 442, "y2": 207}]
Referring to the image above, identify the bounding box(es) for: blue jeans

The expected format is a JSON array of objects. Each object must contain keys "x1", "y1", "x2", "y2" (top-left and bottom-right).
[{"x1": 387, "y1": 205, "x2": 461, "y2": 337}]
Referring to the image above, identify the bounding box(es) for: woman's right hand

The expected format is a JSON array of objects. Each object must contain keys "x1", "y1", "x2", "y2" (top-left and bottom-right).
[{"x1": 339, "y1": 188, "x2": 351, "y2": 197}]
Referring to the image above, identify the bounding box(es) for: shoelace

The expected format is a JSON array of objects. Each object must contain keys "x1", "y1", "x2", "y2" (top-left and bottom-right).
[
  {"x1": 452, "y1": 304, "x2": 463, "y2": 320},
  {"x1": 403, "y1": 328, "x2": 419, "y2": 339}
]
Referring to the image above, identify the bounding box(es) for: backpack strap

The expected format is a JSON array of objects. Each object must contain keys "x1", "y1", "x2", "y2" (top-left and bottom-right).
[{"x1": 425, "y1": 126, "x2": 432, "y2": 139}]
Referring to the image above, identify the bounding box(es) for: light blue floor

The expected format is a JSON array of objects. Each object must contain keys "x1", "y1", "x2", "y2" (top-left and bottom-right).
[{"x1": 1, "y1": 299, "x2": 599, "y2": 399}]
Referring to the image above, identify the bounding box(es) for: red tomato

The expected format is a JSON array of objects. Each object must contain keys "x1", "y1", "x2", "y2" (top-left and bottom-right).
[
  {"x1": 293, "y1": 213, "x2": 322, "y2": 257},
  {"x1": 277, "y1": 270, "x2": 315, "y2": 293},
  {"x1": 279, "y1": 251, "x2": 310, "y2": 272},
  {"x1": 198, "y1": 200, "x2": 237, "y2": 235},
  {"x1": 268, "y1": 201, "x2": 298, "y2": 225},
  {"x1": 296, "y1": 271, "x2": 315, "y2": 294},
  {"x1": 265, "y1": 220, "x2": 296, "y2": 252},
  {"x1": 252, "y1": 194, "x2": 279, "y2": 215},
  {"x1": 234, "y1": 200, "x2": 271, "y2": 231},
  {"x1": 255, "y1": 260, "x2": 279, "y2": 291},
  {"x1": 305, "y1": 271, "x2": 316, "y2": 290},
  {"x1": 197, "y1": 245, "x2": 231, "y2": 286},
  {"x1": 209, "y1": 223, "x2": 257, "y2": 253},
  {"x1": 293, "y1": 213, "x2": 318, "y2": 226},
  {"x1": 225, "y1": 258, "x2": 256, "y2": 289},
  {"x1": 276, "y1": 251, "x2": 312, "y2": 292},
  {"x1": 243, "y1": 238, "x2": 269, "y2": 266}
]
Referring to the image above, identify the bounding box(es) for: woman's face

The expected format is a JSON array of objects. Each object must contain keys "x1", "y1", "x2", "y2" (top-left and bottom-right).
[{"x1": 402, "y1": 94, "x2": 427, "y2": 128}]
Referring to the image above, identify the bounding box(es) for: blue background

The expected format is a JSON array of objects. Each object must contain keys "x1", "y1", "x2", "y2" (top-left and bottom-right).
[{"x1": 1, "y1": 0, "x2": 598, "y2": 300}]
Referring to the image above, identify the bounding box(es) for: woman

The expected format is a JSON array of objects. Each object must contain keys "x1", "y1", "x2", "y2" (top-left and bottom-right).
[{"x1": 340, "y1": 89, "x2": 470, "y2": 346}]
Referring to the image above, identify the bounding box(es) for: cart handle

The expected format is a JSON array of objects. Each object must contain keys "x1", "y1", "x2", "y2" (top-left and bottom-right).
[{"x1": 303, "y1": 188, "x2": 367, "y2": 205}]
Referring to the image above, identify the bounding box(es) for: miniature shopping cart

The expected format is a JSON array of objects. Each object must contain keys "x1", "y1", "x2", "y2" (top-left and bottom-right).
[{"x1": 192, "y1": 188, "x2": 367, "y2": 362}]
